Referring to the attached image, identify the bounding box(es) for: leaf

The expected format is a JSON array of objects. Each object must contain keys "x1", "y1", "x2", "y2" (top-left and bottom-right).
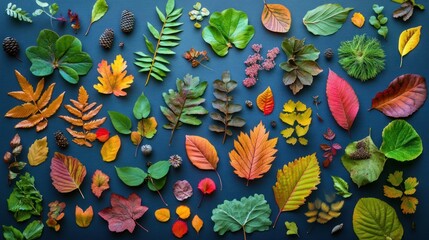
[
  {"x1": 75, "y1": 206, "x2": 93, "y2": 228},
  {"x1": 202, "y1": 8, "x2": 255, "y2": 56},
  {"x1": 154, "y1": 208, "x2": 170, "y2": 222},
  {"x1": 303, "y1": 4, "x2": 353, "y2": 36},
  {"x1": 256, "y1": 86, "x2": 274, "y2": 115},
  {"x1": 192, "y1": 215, "x2": 203, "y2": 233},
  {"x1": 404, "y1": 177, "x2": 418, "y2": 195},
  {"x1": 285, "y1": 221, "x2": 299, "y2": 236},
  {"x1": 26, "y1": 29, "x2": 93, "y2": 84},
  {"x1": 371, "y1": 74, "x2": 427, "y2": 118},
  {"x1": 91, "y1": 170, "x2": 110, "y2": 198},
  {"x1": 6, "y1": 3, "x2": 32, "y2": 23},
  {"x1": 50, "y1": 152, "x2": 87, "y2": 199},
  {"x1": 23, "y1": 220, "x2": 43, "y2": 240},
  {"x1": 198, "y1": 178, "x2": 216, "y2": 195},
  {"x1": 173, "y1": 180, "x2": 193, "y2": 201},
  {"x1": 332, "y1": 176, "x2": 352, "y2": 198},
  {"x1": 229, "y1": 122, "x2": 278, "y2": 185},
  {"x1": 387, "y1": 171, "x2": 403, "y2": 187},
  {"x1": 351, "y1": 12, "x2": 365, "y2": 28},
  {"x1": 176, "y1": 205, "x2": 191, "y2": 220},
  {"x1": 85, "y1": 0, "x2": 108, "y2": 35},
  {"x1": 353, "y1": 198, "x2": 403, "y2": 240},
  {"x1": 96, "y1": 128, "x2": 110, "y2": 142},
  {"x1": 161, "y1": 74, "x2": 208, "y2": 144},
  {"x1": 261, "y1": 3, "x2": 291, "y2": 33},
  {"x1": 6, "y1": 70, "x2": 64, "y2": 132},
  {"x1": 94, "y1": 55, "x2": 134, "y2": 97},
  {"x1": 100, "y1": 135, "x2": 121, "y2": 162},
  {"x1": 172, "y1": 220, "x2": 188, "y2": 238},
  {"x1": 326, "y1": 69, "x2": 359, "y2": 132},
  {"x1": 380, "y1": 120, "x2": 422, "y2": 161},
  {"x1": 98, "y1": 193, "x2": 149, "y2": 233},
  {"x1": 279, "y1": 100, "x2": 312, "y2": 145},
  {"x1": 148, "y1": 160, "x2": 171, "y2": 179},
  {"x1": 211, "y1": 194, "x2": 272, "y2": 239},
  {"x1": 27, "y1": 137, "x2": 48, "y2": 166},
  {"x1": 137, "y1": 117, "x2": 157, "y2": 139},
  {"x1": 401, "y1": 196, "x2": 418, "y2": 214},
  {"x1": 398, "y1": 26, "x2": 422, "y2": 67},
  {"x1": 383, "y1": 185, "x2": 403, "y2": 198},
  {"x1": 115, "y1": 166, "x2": 147, "y2": 187},
  {"x1": 133, "y1": 93, "x2": 151, "y2": 119},
  {"x1": 108, "y1": 111, "x2": 132, "y2": 134},
  {"x1": 272, "y1": 153, "x2": 321, "y2": 227},
  {"x1": 2, "y1": 225, "x2": 23, "y2": 240}
]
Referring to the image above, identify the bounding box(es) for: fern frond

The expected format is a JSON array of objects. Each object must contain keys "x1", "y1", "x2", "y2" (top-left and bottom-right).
[
  {"x1": 5, "y1": 3, "x2": 32, "y2": 23},
  {"x1": 134, "y1": 0, "x2": 182, "y2": 86}
]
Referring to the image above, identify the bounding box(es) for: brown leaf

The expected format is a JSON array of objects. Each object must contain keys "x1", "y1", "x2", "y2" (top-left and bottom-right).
[{"x1": 261, "y1": 3, "x2": 291, "y2": 33}]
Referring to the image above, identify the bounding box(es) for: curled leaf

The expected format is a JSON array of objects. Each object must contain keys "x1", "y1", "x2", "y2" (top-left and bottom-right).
[
  {"x1": 50, "y1": 152, "x2": 86, "y2": 199},
  {"x1": 75, "y1": 205, "x2": 93, "y2": 228},
  {"x1": 351, "y1": 12, "x2": 365, "y2": 28},
  {"x1": 172, "y1": 220, "x2": 188, "y2": 238},
  {"x1": 256, "y1": 86, "x2": 274, "y2": 115},
  {"x1": 261, "y1": 3, "x2": 291, "y2": 33},
  {"x1": 155, "y1": 208, "x2": 170, "y2": 222},
  {"x1": 192, "y1": 215, "x2": 203, "y2": 233},
  {"x1": 173, "y1": 180, "x2": 193, "y2": 201},
  {"x1": 91, "y1": 170, "x2": 110, "y2": 198},
  {"x1": 100, "y1": 135, "x2": 121, "y2": 162},
  {"x1": 398, "y1": 26, "x2": 422, "y2": 67},
  {"x1": 28, "y1": 137, "x2": 48, "y2": 166}
]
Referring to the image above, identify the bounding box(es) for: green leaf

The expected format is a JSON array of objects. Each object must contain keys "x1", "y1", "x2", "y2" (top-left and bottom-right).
[
  {"x1": 353, "y1": 198, "x2": 403, "y2": 240},
  {"x1": 285, "y1": 221, "x2": 299, "y2": 236},
  {"x1": 303, "y1": 4, "x2": 353, "y2": 36},
  {"x1": 108, "y1": 111, "x2": 132, "y2": 134},
  {"x1": 147, "y1": 176, "x2": 167, "y2": 191},
  {"x1": 404, "y1": 177, "x2": 418, "y2": 195},
  {"x1": 115, "y1": 166, "x2": 147, "y2": 187},
  {"x1": 148, "y1": 161, "x2": 170, "y2": 179},
  {"x1": 2, "y1": 225, "x2": 23, "y2": 240},
  {"x1": 341, "y1": 134, "x2": 386, "y2": 187},
  {"x1": 35, "y1": 0, "x2": 49, "y2": 8},
  {"x1": 380, "y1": 120, "x2": 423, "y2": 161},
  {"x1": 332, "y1": 176, "x2": 352, "y2": 198},
  {"x1": 147, "y1": 22, "x2": 160, "y2": 39},
  {"x1": 49, "y1": 3, "x2": 59, "y2": 15},
  {"x1": 202, "y1": 8, "x2": 255, "y2": 56},
  {"x1": 23, "y1": 220, "x2": 43, "y2": 240},
  {"x1": 5, "y1": 3, "x2": 32, "y2": 23},
  {"x1": 211, "y1": 194, "x2": 272, "y2": 238},
  {"x1": 133, "y1": 93, "x2": 151, "y2": 119},
  {"x1": 372, "y1": 4, "x2": 384, "y2": 14},
  {"x1": 90, "y1": 0, "x2": 108, "y2": 23},
  {"x1": 387, "y1": 171, "x2": 403, "y2": 187}
]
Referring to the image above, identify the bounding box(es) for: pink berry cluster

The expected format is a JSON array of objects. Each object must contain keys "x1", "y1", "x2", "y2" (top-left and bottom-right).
[{"x1": 243, "y1": 44, "x2": 280, "y2": 87}]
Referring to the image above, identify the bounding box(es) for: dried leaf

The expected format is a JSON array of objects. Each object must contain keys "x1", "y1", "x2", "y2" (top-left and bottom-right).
[
  {"x1": 27, "y1": 137, "x2": 48, "y2": 166},
  {"x1": 256, "y1": 86, "x2": 275, "y2": 115},
  {"x1": 176, "y1": 205, "x2": 191, "y2": 220},
  {"x1": 398, "y1": 26, "x2": 421, "y2": 67},
  {"x1": 326, "y1": 69, "x2": 359, "y2": 132},
  {"x1": 401, "y1": 196, "x2": 418, "y2": 214},
  {"x1": 100, "y1": 135, "x2": 121, "y2": 162},
  {"x1": 94, "y1": 54, "x2": 134, "y2": 97},
  {"x1": 172, "y1": 220, "x2": 188, "y2": 238},
  {"x1": 261, "y1": 3, "x2": 291, "y2": 33},
  {"x1": 154, "y1": 208, "x2": 170, "y2": 222},
  {"x1": 50, "y1": 152, "x2": 86, "y2": 199},
  {"x1": 383, "y1": 186, "x2": 403, "y2": 198},
  {"x1": 173, "y1": 180, "x2": 193, "y2": 201},
  {"x1": 192, "y1": 215, "x2": 203, "y2": 233},
  {"x1": 371, "y1": 74, "x2": 426, "y2": 118},
  {"x1": 91, "y1": 170, "x2": 110, "y2": 198},
  {"x1": 75, "y1": 205, "x2": 93, "y2": 228},
  {"x1": 351, "y1": 12, "x2": 365, "y2": 28},
  {"x1": 137, "y1": 117, "x2": 157, "y2": 138}
]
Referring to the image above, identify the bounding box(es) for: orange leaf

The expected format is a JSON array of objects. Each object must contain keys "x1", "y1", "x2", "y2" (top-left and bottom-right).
[
  {"x1": 100, "y1": 135, "x2": 121, "y2": 162},
  {"x1": 154, "y1": 208, "x2": 170, "y2": 222},
  {"x1": 400, "y1": 196, "x2": 418, "y2": 214},
  {"x1": 185, "y1": 135, "x2": 223, "y2": 190},
  {"x1": 91, "y1": 170, "x2": 110, "y2": 198},
  {"x1": 75, "y1": 205, "x2": 93, "y2": 228},
  {"x1": 261, "y1": 3, "x2": 291, "y2": 33},
  {"x1": 50, "y1": 152, "x2": 87, "y2": 199},
  {"x1": 94, "y1": 54, "x2": 134, "y2": 97},
  {"x1": 176, "y1": 205, "x2": 191, "y2": 220},
  {"x1": 351, "y1": 12, "x2": 365, "y2": 28},
  {"x1": 229, "y1": 121, "x2": 278, "y2": 185},
  {"x1": 256, "y1": 86, "x2": 275, "y2": 115},
  {"x1": 383, "y1": 185, "x2": 403, "y2": 198},
  {"x1": 192, "y1": 215, "x2": 203, "y2": 233}
]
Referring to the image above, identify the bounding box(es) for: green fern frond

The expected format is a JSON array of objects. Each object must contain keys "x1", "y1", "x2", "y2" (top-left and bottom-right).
[
  {"x1": 134, "y1": 0, "x2": 182, "y2": 86},
  {"x1": 5, "y1": 2, "x2": 32, "y2": 23}
]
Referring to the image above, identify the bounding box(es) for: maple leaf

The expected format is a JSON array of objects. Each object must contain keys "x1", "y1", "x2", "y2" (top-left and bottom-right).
[
  {"x1": 91, "y1": 170, "x2": 110, "y2": 198},
  {"x1": 94, "y1": 54, "x2": 134, "y2": 97},
  {"x1": 5, "y1": 70, "x2": 64, "y2": 132},
  {"x1": 98, "y1": 193, "x2": 149, "y2": 233},
  {"x1": 59, "y1": 86, "x2": 106, "y2": 147},
  {"x1": 229, "y1": 121, "x2": 278, "y2": 185}
]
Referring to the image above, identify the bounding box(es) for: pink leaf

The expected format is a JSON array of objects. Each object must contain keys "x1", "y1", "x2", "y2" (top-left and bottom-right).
[
  {"x1": 332, "y1": 143, "x2": 342, "y2": 150},
  {"x1": 326, "y1": 69, "x2": 359, "y2": 131}
]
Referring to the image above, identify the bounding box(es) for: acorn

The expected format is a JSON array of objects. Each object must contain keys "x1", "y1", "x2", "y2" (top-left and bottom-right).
[{"x1": 99, "y1": 28, "x2": 114, "y2": 49}]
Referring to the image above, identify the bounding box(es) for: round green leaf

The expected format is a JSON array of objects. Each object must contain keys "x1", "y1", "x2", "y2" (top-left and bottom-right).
[
  {"x1": 115, "y1": 166, "x2": 147, "y2": 187},
  {"x1": 353, "y1": 198, "x2": 403, "y2": 240},
  {"x1": 380, "y1": 120, "x2": 423, "y2": 161},
  {"x1": 108, "y1": 111, "x2": 132, "y2": 134},
  {"x1": 148, "y1": 161, "x2": 170, "y2": 179}
]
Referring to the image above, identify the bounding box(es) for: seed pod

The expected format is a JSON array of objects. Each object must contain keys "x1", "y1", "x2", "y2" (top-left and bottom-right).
[{"x1": 331, "y1": 223, "x2": 343, "y2": 235}]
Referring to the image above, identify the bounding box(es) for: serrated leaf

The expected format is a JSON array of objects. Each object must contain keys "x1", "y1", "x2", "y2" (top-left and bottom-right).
[
  {"x1": 383, "y1": 185, "x2": 403, "y2": 198},
  {"x1": 401, "y1": 196, "x2": 418, "y2": 214},
  {"x1": 398, "y1": 26, "x2": 421, "y2": 67},
  {"x1": 303, "y1": 4, "x2": 353, "y2": 36},
  {"x1": 50, "y1": 152, "x2": 86, "y2": 199},
  {"x1": 27, "y1": 137, "x2": 48, "y2": 166},
  {"x1": 100, "y1": 135, "x2": 121, "y2": 162},
  {"x1": 387, "y1": 171, "x2": 403, "y2": 186},
  {"x1": 256, "y1": 87, "x2": 274, "y2": 115},
  {"x1": 261, "y1": 3, "x2": 291, "y2": 33},
  {"x1": 332, "y1": 176, "x2": 352, "y2": 198},
  {"x1": 285, "y1": 221, "x2": 299, "y2": 236}
]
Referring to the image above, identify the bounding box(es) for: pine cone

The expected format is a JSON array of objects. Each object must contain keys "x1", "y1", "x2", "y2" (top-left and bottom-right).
[
  {"x1": 120, "y1": 10, "x2": 135, "y2": 33},
  {"x1": 54, "y1": 131, "x2": 69, "y2": 148},
  {"x1": 324, "y1": 48, "x2": 334, "y2": 59},
  {"x1": 99, "y1": 29, "x2": 114, "y2": 49},
  {"x1": 169, "y1": 154, "x2": 182, "y2": 168},
  {"x1": 2, "y1": 37, "x2": 20, "y2": 57}
]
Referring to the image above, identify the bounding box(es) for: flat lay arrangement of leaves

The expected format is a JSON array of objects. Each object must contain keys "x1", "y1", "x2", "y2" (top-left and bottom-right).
[{"x1": 1, "y1": 0, "x2": 427, "y2": 239}]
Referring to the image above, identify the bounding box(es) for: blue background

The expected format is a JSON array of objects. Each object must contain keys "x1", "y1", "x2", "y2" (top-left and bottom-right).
[{"x1": 1, "y1": 0, "x2": 428, "y2": 239}]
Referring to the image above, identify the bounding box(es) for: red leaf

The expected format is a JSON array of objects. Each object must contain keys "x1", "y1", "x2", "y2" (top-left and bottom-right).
[
  {"x1": 371, "y1": 74, "x2": 427, "y2": 118},
  {"x1": 96, "y1": 128, "x2": 110, "y2": 142},
  {"x1": 320, "y1": 144, "x2": 331, "y2": 151},
  {"x1": 332, "y1": 143, "x2": 342, "y2": 150},
  {"x1": 256, "y1": 87, "x2": 274, "y2": 115},
  {"x1": 98, "y1": 193, "x2": 148, "y2": 233},
  {"x1": 50, "y1": 152, "x2": 86, "y2": 198},
  {"x1": 172, "y1": 220, "x2": 188, "y2": 238},
  {"x1": 326, "y1": 69, "x2": 359, "y2": 131},
  {"x1": 323, "y1": 128, "x2": 335, "y2": 140},
  {"x1": 91, "y1": 170, "x2": 110, "y2": 198},
  {"x1": 198, "y1": 178, "x2": 216, "y2": 195}
]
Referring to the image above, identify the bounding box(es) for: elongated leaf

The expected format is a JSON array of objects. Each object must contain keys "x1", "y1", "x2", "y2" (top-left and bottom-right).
[
  {"x1": 326, "y1": 69, "x2": 359, "y2": 132},
  {"x1": 303, "y1": 4, "x2": 353, "y2": 36},
  {"x1": 371, "y1": 74, "x2": 426, "y2": 118},
  {"x1": 115, "y1": 166, "x2": 147, "y2": 187},
  {"x1": 23, "y1": 220, "x2": 43, "y2": 240},
  {"x1": 398, "y1": 26, "x2": 422, "y2": 67},
  {"x1": 133, "y1": 93, "x2": 151, "y2": 119},
  {"x1": 100, "y1": 135, "x2": 121, "y2": 162},
  {"x1": 353, "y1": 198, "x2": 403, "y2": 240},
  {"x1": 272, "y1": 153, "x2": 320, "y2": 227},
  {"x1": 27, "y1": 137, "x2": 49, "y2": 166},
  {"x1": 108, "y1": 111, "x2": 132, "y2": 134},
  {"x1": 50, "y1": 152, "x2": 86, "y2": 199},
  {"x1": 85, "y1": 0, "x2": 108, "y2": 35},
  {"x1": 261, "y1": 3, "x2": 291, "y2": 33},
  {"x1": 256, "y1": 87, "x2": 274, "y2": 115},
  {"x1": 331, "y1": 176, "x2": 352, "y2": 198}
]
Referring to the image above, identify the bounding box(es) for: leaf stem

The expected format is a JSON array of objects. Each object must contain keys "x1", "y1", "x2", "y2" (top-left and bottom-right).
[
  {"x1": 197, "y1": 194, "x2": 205, "y2": 208},
  {"x1": 272, "y1": 210, "x2": 281, "y2": 228},
  {"x1": 135, "y1": 221, "x2": 149, "y2": 232},
  {"x1": 85, "y1": 22, "x2": 93, "y2": 36},
  {"x1": 78, "y1": 187, "x2": 85, "y2": 199},
  {"x1": 148, "y1": 177, "x2": 168, "y2": 206},
  {"x1": 400, "y1": 56, "x2": 403, "y2": 68},
  {"x1": 243, "y1": 226, "x2": 247, "y2": 240},
  {"x1": 215, "y1": 170, "x2": 223, "y2": 191}
]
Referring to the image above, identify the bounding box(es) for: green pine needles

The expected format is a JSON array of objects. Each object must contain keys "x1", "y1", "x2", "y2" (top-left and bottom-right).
[{"x1": 338, "y1": 35, "x2": 385, "y2": 81}]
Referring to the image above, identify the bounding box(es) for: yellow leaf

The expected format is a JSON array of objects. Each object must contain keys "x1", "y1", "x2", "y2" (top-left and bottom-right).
[
  {"x1": 328, "y1": 210, "x2": 341, "y2": 218},
  {"x1": 307, "y1": 216, "x2": 316, "y2": 223},
  {"x1": 154, "y1": 208, "x2": 170, "y2": 222},
  {"x1": 286, "y1": 137, "x2": 297, "y2": 145},
  {"x1": 296, "y1": 125, "x2": 309, "y2": 137},
  {"x1": 400, "y1": 196, "x2": 418, "y2": 214},
  {"x1": 130, "y1": 131, "x2": 142, "y2": 145},
  {"x1": 137, "y1": 117, "x2": 158, "y2": 139},
  {"x1": 318, "y1": 212, "x2": 333, "y2": 222},
  {"x1": 28, "y1": 136, "x2": 49, "y2": 166},
  {"x1": 398, "y1": 26, "x2": 422, "y2": 67},
  {"x1": 295, "y1": 101, "x2": 307, "y2": 112},
  {"x1": 280, "y1": 127, "x2": 294, "y2": 138},
  {"x1": 298, "y1": 137, "x2": 308, "y2": 145},
  {"x1": 176, "y1": 205, "x2": 191, "y2": 220},
  {"x1": 351, "y1": 12, "x2": 365, "y2": 28},
  {"x1": 282, "y1": 99, "x2": 296, "y2": 113},
  {"x1": 94, "y1": 54, "x2": 134, "y2": 97},
  {"x1": 383, "y1": 185, "x2": 403, "y2": 198},
  {"x1": 304, "y1": 210, "x2": 318, "y2": 217},
  {"x1": 330, "y1": 201, "x2": 344, "y2": 212},
  {"x1": 403, "y1": 177, "x2": 418, "y2": 195},
  {"x1": 100, "y1": 135, "x2": 121, "y2": 162},
  {"x1": 279, "y1": 112, "x2": 296, "y2": 125},
  {"x1": 296, "y1": 108, "x2": 312, "y2": 126},
  {"x1": 279, "y1": 100, "x2": 312, "y2": 145},
  {"x1": 75, "y1": 205, "x2": 93, "y2": 228},
  {"x1": 321, "y1": 202, "x2": 330, "y2": 213},
  {"x1": 191, "y1": 215, "x2": 203, "y2": 233},
  {"x1": 256, "y1": 87, "x2": 275, "y2": 115}
]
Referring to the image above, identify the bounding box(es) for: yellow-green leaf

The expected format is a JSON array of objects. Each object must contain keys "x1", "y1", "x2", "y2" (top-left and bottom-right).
[
  {"x1": 100, "y1": 135, "x2": 121, "y2": 162},
  {"x1": 280, "y1": 127, "x2": 294, "y2": 138},
  {"x1": 28, "y1": 136, "x2": 49, "y2": 166},
  {"x1": 398, "y1": 26, "x2": 422, "y2": 67},
  {"x1": 403, "y1": 177, "x2": 418, "y2": 195},
  {"x1": 137, "y1": 117, "x2": 158, "y2": 139},
  {"x1": 387, "y1": 171, "x2": 403, "y2": 187},
  {"x1": 400, "y1": 196, "x2": 418, "y2": 214},
  {"x1": 154, "y1": 208, "x2": 170, "y2": 222},
  {"x1": 191, "y1": 215, "x2": 203, "y2": 233},
  {"x1": 383, "y1": 186, "x2": 403, "y2": 199}
]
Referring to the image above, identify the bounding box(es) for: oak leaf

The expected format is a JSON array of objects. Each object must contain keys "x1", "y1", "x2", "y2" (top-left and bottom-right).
[
  {"x1": 5, "y1": 70, "x2": 64, "y2": 132},
  {"x1": 94, "y1": 54, "x2": 134, "y2": 97},
  {"x1": 28, "y1": 137, "x2": 49, "y2": 166},
  {"x1": 100, "y1": 135, "x2": 121, "y2": 162},
  {"x1": 91, "y1": 170, "x2": 110, "y2": 198},
  {"x1": 75, "y1": 205, "x2": 93, "y2": 228},
  {"x1": 256, "y1": 86, "x2": 275, "y2": 115},
  {"x1": 229, "y1": 121, "x2": 278, "y2": 185},
  {"x1": 261, "y1": 3, "x2": 291, "y2": 33}
]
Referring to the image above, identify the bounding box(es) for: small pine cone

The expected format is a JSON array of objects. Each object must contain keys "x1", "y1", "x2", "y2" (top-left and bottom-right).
[
  {"x1": 324, "y1": 48, "x2": 334, "y2": 59},
  {"x1": 99, "y1": 29, "x2": 114, "y2": 49},
  {"x1": 169, "y1": 154, "x2": 182, "y2": 168},
  {"x1": 245, "y1": 100, "x2": 253, "y2": 108},
  {"x1": 120, "y1": 10, "x2": 135, "y2": 33},
  {"x1": 54, "y1": 131, "x2": 69, "y2": 148},
  {"x1": 2, "y1": 37, "x2": 20, "y2": 57}
]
